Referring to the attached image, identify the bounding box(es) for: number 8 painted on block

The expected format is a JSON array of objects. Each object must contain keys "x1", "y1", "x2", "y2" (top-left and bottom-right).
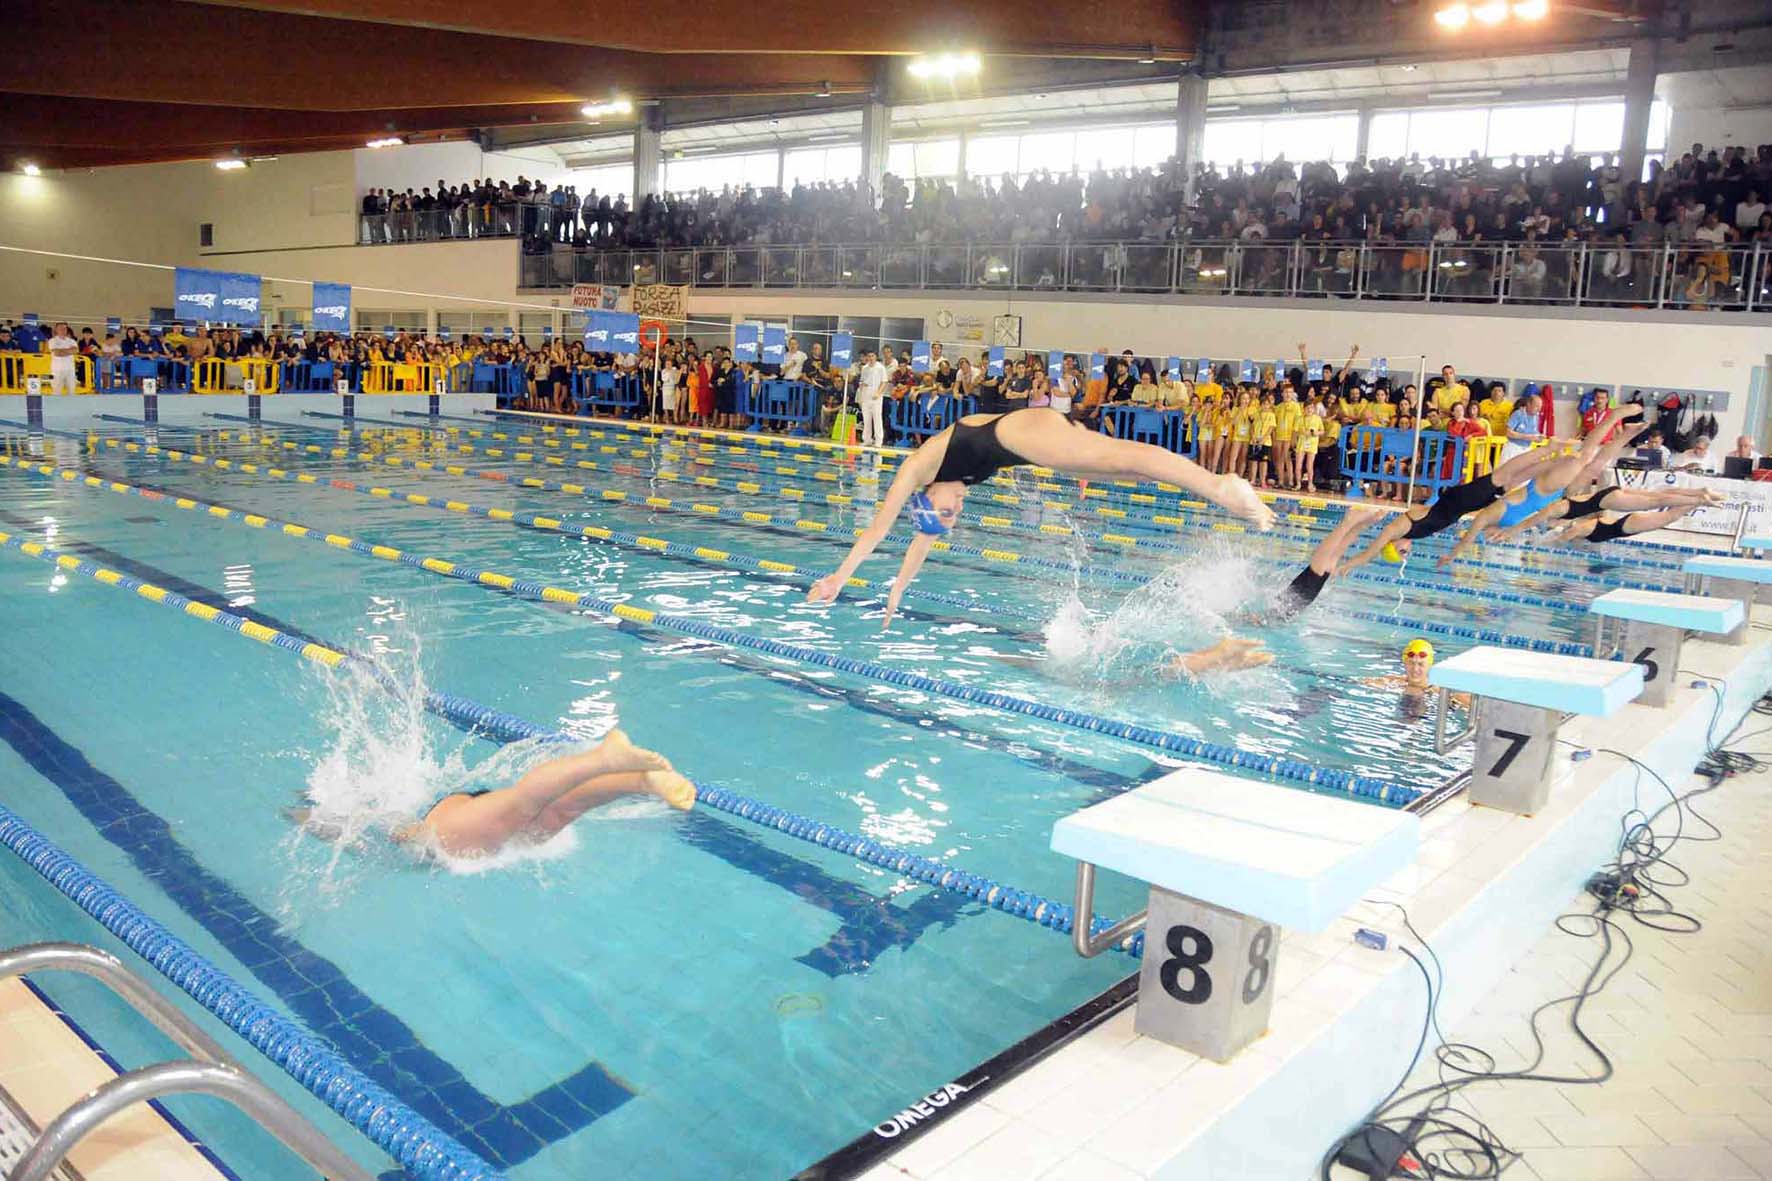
[
  {"x1": 1242, "y1": 926, "x2": 1274, "y2": 1004},
  {"x1": 1158, "y1": 924, "x2": 1213, "y2": 1004}
]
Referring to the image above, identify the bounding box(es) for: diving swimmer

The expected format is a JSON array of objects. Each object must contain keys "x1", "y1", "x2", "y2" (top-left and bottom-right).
[
  {"x1": 291, "y1": 729, "x2": 693, "y2": 858},
  {"x1": 1337, "y1": 404, "x2": 1643, "y2": 574},
  {"x1": 1489, "y1": 482, "x2": 1722, "y2": 542},
  {"x1": 806, "y1": 407, "x2": 1278, "y2": 627},
  {"x1": 1549, "y1": 504, "x2": 1701, "y2": 545}
]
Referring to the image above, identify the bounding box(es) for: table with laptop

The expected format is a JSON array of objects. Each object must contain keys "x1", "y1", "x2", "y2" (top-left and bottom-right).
[{"x1": 1613, "y1": 446, "x2": 1772, "y2": 536}]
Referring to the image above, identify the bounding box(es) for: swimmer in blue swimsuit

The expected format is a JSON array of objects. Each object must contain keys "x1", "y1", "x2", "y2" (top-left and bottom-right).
[
  {"x1": 807, "y1": 407, "x2": 1279, "y2": 629},
  {"x1": 291, "y1": 730, "x2": 693, "y2": 858},
  {"x1": 1339, "y1": 403, "x2": 1643, "y2": 574}
]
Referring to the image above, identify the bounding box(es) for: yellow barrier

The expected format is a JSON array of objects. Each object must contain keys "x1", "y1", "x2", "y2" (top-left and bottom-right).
[
  {"x1": 363, "y1": 361, "x2": 441, "y2": 393},
  {"x1": 0, "y1": 352, "x2": 95, "y2": 394},
  {"x1": 1463, "y1": 435, "x2": 1506, "y2": 481},
  {"x1": 192, "y1": 357, "x2": 282, "y2": 394}
]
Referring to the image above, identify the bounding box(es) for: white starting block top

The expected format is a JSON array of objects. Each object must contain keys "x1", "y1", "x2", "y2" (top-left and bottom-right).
[
  {"x1": 1429, "y1": 646, "x2": 1644, "y2": 716},
  {"x1": 1049, "y1": 767, "x2": 1419, "y2": 932},
  {"x1": 1738, "y1": 536, "x2": 1772, "y2": 553},
  {"x1": 1590, "y1": 587, "x2": 1744, "y2": 634},
  {"x1": 1685, "y1": 554, "x2": 1772, "y2": 583}
]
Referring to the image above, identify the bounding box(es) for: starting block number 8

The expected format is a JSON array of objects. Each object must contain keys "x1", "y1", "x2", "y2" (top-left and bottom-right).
[{"x1": 1136, "y1": 890, "x2": 1280, "y2": 1061}]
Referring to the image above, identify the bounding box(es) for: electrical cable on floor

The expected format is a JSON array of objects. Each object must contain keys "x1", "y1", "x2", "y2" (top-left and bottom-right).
[{"x1": 1320, "y1": 684, "x2": 1772, "y2": 1179}]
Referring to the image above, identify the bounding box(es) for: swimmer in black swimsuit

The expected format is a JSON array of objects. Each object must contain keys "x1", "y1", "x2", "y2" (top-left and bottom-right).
[
  {"x1": 1338, "y1": 404, "x2": 1642, "y2": 574},
  {"x1": 289, "y1": 730, "x2": 692, "y2": 858},
  {"x1": 807, "y1": 407, "x2": 1278, "y2": 628},
  {"x1": 1550, "y1": 504, "x2": 1700, "y2": 546}
]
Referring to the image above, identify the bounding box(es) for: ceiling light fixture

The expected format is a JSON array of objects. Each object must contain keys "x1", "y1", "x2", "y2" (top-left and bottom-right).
[
  {"x1": 20, "y1": 162, "x2": 41, "y2": 176},
  {"x1": 979, "y1": 118, "x2": 1030, "y2": 128},
  {"x1": 1511, "y1": 0, "x2": 1548, "y2": 18},
  {"x1": 1471, "y1": 0, "x2": 1509, "y2": 24},
  {"x1": 365, "y1": 136, "x2": 405, "y2": 149},
  {"x1": 581, "y1": 98, "x2": 635, "y2": 119},
  {"x1": 214, "y1": 158, "x2": 248, "y2": 171},
  {"x1": 1434, "y1": 2, "x2": 1471, "y2": 29},
  {"x1": 908, "y1": 52, "x2": 981, "y2": 80}
]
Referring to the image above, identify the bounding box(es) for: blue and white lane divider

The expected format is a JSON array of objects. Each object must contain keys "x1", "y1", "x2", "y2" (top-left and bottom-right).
[
  {"x1": 0, "y1": 803, "x2": 502, "y2": 1181},
  {"x1": 0, "y1": 530, "x2": 1148, "y2": 967}
]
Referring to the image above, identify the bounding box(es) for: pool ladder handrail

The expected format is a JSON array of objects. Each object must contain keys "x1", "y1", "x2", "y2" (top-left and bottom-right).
[{"x1": 0, "y1": 942, "x2": 372, "y2": 1181}]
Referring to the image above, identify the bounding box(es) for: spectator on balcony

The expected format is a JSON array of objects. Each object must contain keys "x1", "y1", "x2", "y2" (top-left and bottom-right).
[
  {"x1": 1509, "y1": 243, "x2": 1548, "y2": 301},
  {"x1": 1735, "y1": 189, "x2": 1767, "y2": 232}
]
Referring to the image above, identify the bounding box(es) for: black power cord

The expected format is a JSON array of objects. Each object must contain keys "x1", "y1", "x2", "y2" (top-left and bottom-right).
[{"x1": 1320, "y1": 683, "x2": 1772, "y2": 1179}]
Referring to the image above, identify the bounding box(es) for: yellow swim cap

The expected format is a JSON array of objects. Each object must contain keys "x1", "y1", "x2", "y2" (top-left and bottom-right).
[
  {"x1": 1402, "y1": 639, "x2": 1436, "y2": 662},
  {"x1": 1381, "y1": 542, "x2": 1403, "y2": 564}
]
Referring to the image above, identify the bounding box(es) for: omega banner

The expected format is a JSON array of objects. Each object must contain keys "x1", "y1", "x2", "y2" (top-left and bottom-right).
[{"x1": 173, "y1": 267, "x2": 262, "y2": 326}]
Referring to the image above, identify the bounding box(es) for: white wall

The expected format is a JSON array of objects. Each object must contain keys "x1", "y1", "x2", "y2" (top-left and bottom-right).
[
  {"x1": 352, "y1": 142, "x2": 577, "y2": 198},
  {"x1": 1666, "y1": 104, "x2": 1772, "y2": 156}
]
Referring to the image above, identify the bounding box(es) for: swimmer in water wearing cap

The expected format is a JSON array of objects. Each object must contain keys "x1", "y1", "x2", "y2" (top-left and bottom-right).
[
  {"x1": 1363, "y1": 640, "x2": 1470, "y2": 704},
  {"x1": 290, "y1": 730, "x2": 693, "y2": 858},
  {"x1": 806, "y1": 406, "x2": 1278, "y2": 629},
  {"x1": 1338, "y1": 404, "x2": 1643, "y2": 574}
]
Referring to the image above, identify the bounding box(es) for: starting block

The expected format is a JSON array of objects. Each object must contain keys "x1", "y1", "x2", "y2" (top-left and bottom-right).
[
  {"x1": 1051, "y1": 768, "x2": 1418, "y2": 1062},
  {"x1": 1739, "y1": 535, "x2": 1772, "y2": 557},
  {"x1": 1590, "y1": 588, "x2": 1743, "y2": 707},
  {"x1": 1683, "y1": 555, "x2": 1772, "y2": 642},
  {"x1": 1430, "y1": 646, "x2": 1643, "y2": 815}
]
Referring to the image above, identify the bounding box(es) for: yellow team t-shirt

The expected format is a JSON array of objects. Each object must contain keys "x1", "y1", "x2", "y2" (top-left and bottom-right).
[
  {"x1": 1299, "y1": 411, "x2": 1325, "y2": 451},
  {"x1": 1194, "y1": 380, "x2": 1224, "y2": 406},
  {"x1": 1476, "y1": 397, "x2": 1514, "y2": 436},
  {"x1": 1196, "y1": 407, "x2": 1216, "y2": 442},
  {"x1": 1230, "y1": 405, "x2": 1253, "y2": 443},
  {"x1": 1274, "y1": 400, "x2": 1303, "y2": 441},
  {"x1": 1369, "y1": 400, "x2": 1396, "y2": 427},
  {"x1": 1433, "y1": 382, "x2": 1471, "y2": 413},
  {"x1": 1252, "y1": 409, "x2": 1278, "y2": 446}
]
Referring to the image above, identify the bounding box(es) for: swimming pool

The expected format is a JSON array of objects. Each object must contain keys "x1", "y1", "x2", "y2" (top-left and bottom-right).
[{"x1": 0, "y1": 409, "x2": 1691, "y2": 1179}]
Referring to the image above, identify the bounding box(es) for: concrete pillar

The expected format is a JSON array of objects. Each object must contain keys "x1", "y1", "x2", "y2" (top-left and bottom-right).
[
  {"x1": 634, "y1": 108, "x2": 664, "y2": 200},
  {"x1": 1620, "y1": 38, "x2": 1659, "y2": 185},
  {"x1": 1175, "y1": 73, "x2": 1208, "y2": 203},
  {"x1": 1354, "y1": 107, "x2": 1372, "y2": 163},
  {"x1": 861, "y1": 98, "x2": 890, "y2": 198}
]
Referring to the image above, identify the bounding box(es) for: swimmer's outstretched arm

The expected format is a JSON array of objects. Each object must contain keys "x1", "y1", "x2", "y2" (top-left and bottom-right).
[
  {"x1": 1439, "y1": 500, "x2": 1509, "y2": 566},
  {"x1": 880, "y1": 533, "x2": 938, "y2": 629},
  {"x1": 1168, "y1": 636, "x2": 1273, "y2": 677},
  {"x1": 1493, "y1": 501, "x2": 1567, "y2": 542},
  {"x1": 809, "y1": 447, "x2": 942, "y2": 603},
  {"x1": 1338, "y1": 514, "x2": 1411, "y2": 575}
]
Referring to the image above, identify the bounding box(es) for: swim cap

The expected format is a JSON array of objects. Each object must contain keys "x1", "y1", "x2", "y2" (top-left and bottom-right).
[
  {"x1": 1381, "y1": 542, "x2": 1403, "y2": 564},
  {"x1": 908, "y1": 491, "x2": 951, "y2": 536},
  {"x1": 1402, "y1": 639, "x2": 1436, "y2": 662}
]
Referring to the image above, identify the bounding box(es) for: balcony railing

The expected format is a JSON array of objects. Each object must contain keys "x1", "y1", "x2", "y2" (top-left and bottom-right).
[{"x1": 504, "y1": 237, "x2": 1770, "y2": 313}]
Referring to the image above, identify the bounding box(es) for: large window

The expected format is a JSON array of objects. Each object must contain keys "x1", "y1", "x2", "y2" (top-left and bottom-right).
[
  {"x1": 664, "y1": 150, "x2": 781, "y2": 195},
  {"x1": 886, "y1": 138, "x2": 960, "y2": 182},
  {"x1": 784, "y1": 145, "x2": 862, "y2": 187},
  {"x1": 962, "y1": 123, "x2": 1178, "y2": 182},
  {"x1": 571, "y1": 163, "x2": 631, "y2": 203},
  {"x1": 1202, "y1": 113, "x2": 1361, "y2": 169},
  {"x1": 1366, "y1": 98, "x2": 1667, "y2": 164}
]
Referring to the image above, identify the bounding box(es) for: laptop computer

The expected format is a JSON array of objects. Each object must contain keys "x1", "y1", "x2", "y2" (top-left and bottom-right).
[
  {"x1": 1723, "y1": 456, "x2": 1754, "y2": 479},
  {"x1": 1634, "y1": 447, "x2": 1664, "y2": 469}
]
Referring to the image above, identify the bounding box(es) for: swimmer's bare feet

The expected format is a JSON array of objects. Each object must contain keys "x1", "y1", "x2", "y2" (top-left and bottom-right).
[
  {"x1": 1172, "y1": 636, "x2": 1274, "y2": 676},
  {"x1": 583, "y1": 729, "x2": 673, "y2": 777},
  {"x1": 643, "y1": 770, "x2": 696, "y2": 811},
  {"x1": 1214, "y1": 474, "x2": 1277, "y2": 531}
]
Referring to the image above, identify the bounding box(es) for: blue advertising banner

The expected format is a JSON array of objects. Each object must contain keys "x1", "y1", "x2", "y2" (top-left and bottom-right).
[
  {"x1": 911, "y1": 340, "x2": 931, "y2": 373},
  {"x1": 1307, "y1": 359, "x2": 1325, "y2": 381},
  {"x1": 608, "y1": 312, "x2": 639, "y2": 353},
  {"x1": 542, "y1": 324, "x2": 554, "y2": 342},
  {"x1": 762, "y1": 326, "x2": 786, "y2": 366},
  {"x1": 439, "y1": 326, "x2": 452, "y2": 340},
  {"x1": 584, "y1": 310, "x2": 613, "y2": 350},
  {"x1": 1372, "y1": 357, "x2": 1389, "y2": 379},
  {"x1": 733, "y1": 323, "x2": 759, "y2": 363},
  {"x1": 1165, "y1": 356, "x2": 1181, "y2": 381},
  {"x1": 173, "y1": 267, "x2": 260, "y2": 324},
  {"x1": 382, "y1": 325, "x2": 396, "y2": 340},
  {"x1": 1239, "y1": 359, "x2": 1255, "y2": 382},
  {"x1": 503, "y1": 325, "x2": 515, "y2": 341},
  {"x1": 1089, "y1": 353, "x2": 1106, "y2": 380},
  {"x1": 311, "y1": 282, "x2": 351, "y2": 332},
  {"x1": 21, "y1": 313, "x2": 38, "y2": 326},
  {"x1": 1046, "y1": 355, "x2": 1063, "y2": 382},
  {"x1": 830, "y1": 331, "x2": 853, "y2": 369},
  {"x1": 105, "y1": 317, "x2": 121, "y2": 335},
  {"x1": 987, "y1": 346, "x2": 1005, "y2": 377},
  {"x1": 1195, "y1": 358, "x2": 1213, "y2": 382}
]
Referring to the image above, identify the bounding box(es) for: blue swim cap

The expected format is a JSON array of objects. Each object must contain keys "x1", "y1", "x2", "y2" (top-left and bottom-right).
[{"x1": 908, "y1": 491, "x2": 951, "y2": 536}]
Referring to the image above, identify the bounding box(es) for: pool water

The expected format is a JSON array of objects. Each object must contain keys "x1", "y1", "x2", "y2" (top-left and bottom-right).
[{"x1": 0, "y1": 413, "x2": 1671, "y2": 1180}]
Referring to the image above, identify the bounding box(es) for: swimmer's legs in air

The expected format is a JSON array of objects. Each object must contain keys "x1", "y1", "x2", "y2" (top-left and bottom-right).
[
  {"x1": 1306, "y1": 506, "x2": 1388, "y2": 576},
  {"x1": 419, "y1": 730, "x2": 693, "y2": 856}
]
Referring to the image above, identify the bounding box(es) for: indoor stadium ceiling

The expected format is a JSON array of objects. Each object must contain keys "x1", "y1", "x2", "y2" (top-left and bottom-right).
[{"x1": 4, "y1": 0, "x2": 1770, "y2": 171}]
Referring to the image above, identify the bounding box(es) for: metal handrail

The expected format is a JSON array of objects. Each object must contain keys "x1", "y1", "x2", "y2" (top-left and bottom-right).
[
  {"x1": 0, "y1": 942, "x2": 372, "y2": 1181},
  {"x1": 1069, "y1": 862, "x2": 1148, "y2": 959}
]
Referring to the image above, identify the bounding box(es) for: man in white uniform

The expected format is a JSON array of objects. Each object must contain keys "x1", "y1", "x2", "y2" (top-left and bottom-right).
[
  {"x1": 46, "y1": 322, "x2": 80, "y2": 395},
  {"x1": 781, "y1": 336, "x2": 807, "y2": 382},
  {"x1": 856, "y1": 348, "x2": 888, "y2": 447}
]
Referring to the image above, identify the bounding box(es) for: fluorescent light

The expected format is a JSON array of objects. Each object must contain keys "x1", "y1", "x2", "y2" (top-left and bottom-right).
[
  {"x1": 1512, "y1": 0, "x2": 1548, "y2": 17},
  {"x1": 1434, "y1": 2, "x2": 1470, "y2": 28},
  {"x1": 20, "y1": 163, "x2": 40, "y2": 177},
  {"x1": 806, "y1": 133, "x2": 852, "y2": 141},
  {"x1": 365, "y1": 136, "x2": 405, "y2": 149},
  {"x1": 908, "y1": 52, "x2": 981, "y2": 80},
  {"x1": 979, "y1": 119, "x2": 1029, "y2": 128},
  {"x1": 1206, "y1": 104, "x2": 1241, "y2": 113},
  {"x1": 1472, "y1": 0, "x2": 1508, "y2": 23},
  {"x1": 581, "y1": 98, "x2": 635, "y2": 119},
  {"x1": 214, "y1": 158, "x2": 248, "y2": 171},
  {"x1": 1428, "y1": 87, "x2": 1504, "y2": 98}
]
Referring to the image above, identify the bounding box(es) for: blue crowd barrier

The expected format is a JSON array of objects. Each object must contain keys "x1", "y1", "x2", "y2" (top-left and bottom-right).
[
  {"x1": 279, "y1": 359, "x2": 349, "y2": 393},
  {"x1": 742, "y1": 380, "x2": 819, "y2": 434},
  {"x1": 96, "y1": 356, "x2": 191, "y2": 393},
  {"x1": 469, "y1": 361, "x2": 527, "y2": 401},
  {"x1": 1339, "y1": 426, "x2": 1464, "y2": 500},
  {"x1": 572, "y1": 371, "x2": 643, "y2": 416},
  {"x1": 1100, "y1": 405, "x2": 1197, "y2": 458},
  {"x1": 889, "y1": 393, "x2": 976, "y2": 442}
]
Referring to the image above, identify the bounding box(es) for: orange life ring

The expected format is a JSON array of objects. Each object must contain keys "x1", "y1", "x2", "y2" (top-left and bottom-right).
[{"x1": 639, "y1": 319, "x2": 667, "y2": 350}]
